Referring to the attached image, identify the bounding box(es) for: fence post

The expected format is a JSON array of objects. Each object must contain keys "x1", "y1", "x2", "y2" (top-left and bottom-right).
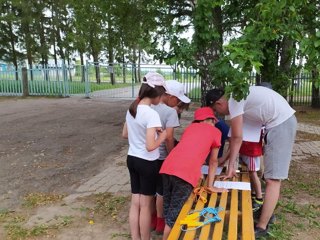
[
  {"x1": 84, "y1": 61, "x2": 90, "y2": 98},
  {"x1": 131, "y1": 63, "x2": 135, "y2": 98},
  {"x1": 62, "y1": 60, "x2": 69, "y2": 97},
  {"x1": 22, "y1": 67, "x2": 29, "y2": 97}
]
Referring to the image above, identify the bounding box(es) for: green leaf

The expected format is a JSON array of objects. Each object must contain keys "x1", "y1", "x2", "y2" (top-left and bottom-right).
[{"x1": 314, "y1": 40, "x2": 320, "y2": 48}]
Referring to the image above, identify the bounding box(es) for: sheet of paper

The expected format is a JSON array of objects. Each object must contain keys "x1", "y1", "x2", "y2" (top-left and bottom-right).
[
  {"x1": 213, "y1": 181, "x2": 251, "y2": 190},
  {"x1": 201, "y1": 165, "x2": 223, "y2": 175}
]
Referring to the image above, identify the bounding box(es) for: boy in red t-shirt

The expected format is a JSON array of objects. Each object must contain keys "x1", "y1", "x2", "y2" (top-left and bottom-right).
[
  {"x1": 160, "y1": 107, "x2": 227, "y2": 239},
  {"x1": 239, "y1": 131, "x2": 264, "y2": 212}
]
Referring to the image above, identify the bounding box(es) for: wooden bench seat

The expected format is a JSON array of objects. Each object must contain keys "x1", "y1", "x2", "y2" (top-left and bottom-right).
[{"x1": 168, "y1": 172, "x2": 255, "y2": 240}]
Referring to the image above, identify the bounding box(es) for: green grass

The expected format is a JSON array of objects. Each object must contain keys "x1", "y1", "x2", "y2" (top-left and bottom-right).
[
  {"x1": 22, "y1": 192, "x2": 64, "y2": 208},
  {"x1": 93, "y1": 193, "x2": 129, "y2": 218},
  {"x1": 111, "y1": 233, "x2": 131, "y2": 239},
  {"x1": 186, "y1": 87, "x2": 201, "y2": 101},
  {"x1": 4, "y1": 216, "x2": 73, "y2": 240},
  {"x1": 0, "y1": 79, "x2": 135, "y2": 95}
]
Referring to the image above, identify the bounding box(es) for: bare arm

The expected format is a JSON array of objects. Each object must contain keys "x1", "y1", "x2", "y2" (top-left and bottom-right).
[
  {"x1": 122, "y1": 122, "x2": 128, "y2": 139},
  {"x1": 146, "y1": 127, "x2": 167, "y2": 152},
  {"x1": 218, "y1": 146, "x2": 230, "y2": 167},
  {"x1": 224, "y1": 115, "x2": 243, "y2": 179},
  {"x1": 165, "y1": 127, "x2": 175, "y2": 154},
  {"x1": 207, "y1": 148, "x2": 228, "y2": 193}
]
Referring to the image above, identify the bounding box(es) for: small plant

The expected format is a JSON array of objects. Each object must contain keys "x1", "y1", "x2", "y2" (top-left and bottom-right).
[
  {"x1": 111, "y1": 232, "x2": 131, "y2": 239},
  {"x1": 23, "y1": 192, "x2": 65, "y2": 208},
  {"x1": 93, "y1": 193, "x2": 129, "y2": 219},
  {"x1": 54, "y1": 215, "x2": 74, "y2": 228},
  {"x1": 0, "y1": 208, "x2": 11, "y2": 222},
  {"x1": 5, "y1": 223, "x2": 49, "y2": 239}
]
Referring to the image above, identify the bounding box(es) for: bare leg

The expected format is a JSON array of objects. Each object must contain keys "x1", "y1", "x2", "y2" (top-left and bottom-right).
[
  {"x1": 139, "y1": 195, "x2": 153, "y2": 240},
  {"x1": 129, "y1": 194, "x2": 141, "y2": 240},
  {"x1": 256, "y1": 179, "x2": 281, "y2": 229},
  {"x1": 249, "y1": 171, "x2": 263, "y2": 199},
  {"x1": 163, "y1": 224, "x2": 171, "y2": 240},
  {"x1": 156, "y1": 195, "x2": 164, "y2": 217}
]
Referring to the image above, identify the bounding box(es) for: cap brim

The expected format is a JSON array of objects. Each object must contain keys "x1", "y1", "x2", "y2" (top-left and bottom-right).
[
  {"x1": 178, "y1": 95, "x2": 191, "y2": 103},
  {"x1": 193, "y1": 116, "x2": 218, "y2": 122}
]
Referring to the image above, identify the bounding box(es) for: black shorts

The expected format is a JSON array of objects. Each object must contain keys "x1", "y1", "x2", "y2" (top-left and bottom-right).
[
  {"x1": 162, "y1": 174, "x2": 193, "y2": 228},
  {"x1": 156, "y1": 160, "x2": 164, "y2": 195},
  {"x1": 127, "y1": 155, "x2": 160, "y2": 195}
]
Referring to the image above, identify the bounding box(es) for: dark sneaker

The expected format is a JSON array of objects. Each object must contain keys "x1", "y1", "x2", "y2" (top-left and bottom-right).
[
  {"x1": 268, "y1": 214, "x2": 276, "y2": 225},
  {"x1": 252, "y1": 199, "x2": 264, "y2": 212},
  {"x1": 254, "y1": 225, "x2": 269, "y2": 238},
  {"x1": 253, "y1": 207, "x2": 276, "y2": 225}
]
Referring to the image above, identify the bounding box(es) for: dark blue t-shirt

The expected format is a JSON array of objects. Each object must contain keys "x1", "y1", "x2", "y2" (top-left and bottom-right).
[{"x1": 215, "y1": 119, "x2": 230, "y2": 158}]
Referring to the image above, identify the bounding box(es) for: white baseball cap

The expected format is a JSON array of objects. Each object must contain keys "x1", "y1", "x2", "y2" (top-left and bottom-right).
[
  {"x1": 143, "y1": 72, "x2": 167, "y2": 90},
  {"x1": 165, "y1": 80, "x2": 191, "y2": 103}
]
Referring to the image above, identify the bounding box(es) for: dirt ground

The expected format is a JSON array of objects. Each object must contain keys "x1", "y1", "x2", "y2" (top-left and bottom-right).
[
  {"x1": 0, "y1": 97, "x2": 131, "y2": 210},
  {"x1": 0, "y1": 97, "x2": 319, "y2": 240}
]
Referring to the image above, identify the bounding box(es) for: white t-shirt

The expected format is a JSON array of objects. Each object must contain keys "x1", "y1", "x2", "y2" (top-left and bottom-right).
[
  {"x1": 152, "y1": 103, "x2": 180, "y2": 160},
  {"x1": 126, "y1": 105, "x2": 162, "y2": 161},
  {"x1": 228, "y1": 86, "x2": 295, "y2": 142}
]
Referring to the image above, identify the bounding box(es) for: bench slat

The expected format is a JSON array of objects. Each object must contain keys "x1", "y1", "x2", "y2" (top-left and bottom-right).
[
  {"x1": 168, "y1": 192, "x2": 196, "y2": 240},
  {"x1": 211, "y1": 191, "x2": 228, "y2": 240},
  {"x1": 183, "y1": 190, "x2": 207, "y2": 239},
  {"x1": 198, "y1": 191, "x2": 218, "y2": 239},
  {"x1": 228, "y1": 187, "x2": 239, "y2": 240},
  {"x1": 241, "y1": 173, "x2": 255, "y2": 240}
]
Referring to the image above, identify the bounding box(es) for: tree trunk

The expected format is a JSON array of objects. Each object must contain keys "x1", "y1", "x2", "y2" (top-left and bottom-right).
[
  {"x1": 122, "y1": 54, "x2": 126, "y2": 83},
  {"x1": 195, "y1": 5, "x2": 224, "y2": 106},
  {"x1": 56, "y1": 26, "x2": 65, "y2": 60},
  {"x1": 279, "y1": 37, "x2": 295, "y2": 98},
  {"x1": 138, "y1": 49, "x2": 141, "y2": 82},
  {"x1": 260, "y1": 41, "x2": 278, "y2": 83},
  {"x1": 132, "y1": 48, "x2": 138, "y2": 83},
  {"x1": 80, "y1": 53, "x2": 85, "y2": 82},
  {"x1": 93, "y1": 53, "x2": 100, "y2": 84},
  {"x1": 21, "y1": 18, "x2": 33, "y2": 80},
  {"x1": 39, "y1": 20, "x2": 49, "y2": 81},
  {"x1": 108, "y1": 48, "x2": 115, "y2": 85},
  {"x1": 67, "y1": 56, "x2": 72, "y2": 82},
  {"x1": 8, "y1": 22, "x2": 18, "y2": 81}
]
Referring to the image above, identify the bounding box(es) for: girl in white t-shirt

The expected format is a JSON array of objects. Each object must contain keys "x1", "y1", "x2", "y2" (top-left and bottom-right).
[{"x1": 122, "y1": 72, "x2": 167, "y2": 240}]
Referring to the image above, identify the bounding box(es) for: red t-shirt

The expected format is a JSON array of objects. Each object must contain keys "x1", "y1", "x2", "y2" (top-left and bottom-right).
[{"x1": 160, "y1": 122, "x2": 221, "y2": 187}]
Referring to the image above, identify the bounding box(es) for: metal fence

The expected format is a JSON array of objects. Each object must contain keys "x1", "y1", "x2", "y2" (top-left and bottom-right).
[{"x1": 0, "y1": 63, "x2": 316, "y2": 106}]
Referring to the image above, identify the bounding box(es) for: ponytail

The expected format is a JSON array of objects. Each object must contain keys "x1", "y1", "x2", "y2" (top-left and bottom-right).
[{"x1": 129, "y1": 97, "x2": 141, "y2": 118}]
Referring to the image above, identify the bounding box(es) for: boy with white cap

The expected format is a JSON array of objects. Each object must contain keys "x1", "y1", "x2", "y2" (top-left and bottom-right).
[{"x1": 151, "y1": 80, "x2": 191, "y2": 234}]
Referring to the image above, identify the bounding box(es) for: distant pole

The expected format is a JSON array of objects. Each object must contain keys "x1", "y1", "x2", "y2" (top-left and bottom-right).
[
  {"x1": 85, "y1": 61, "x2": 90, "y2": 98},
  {"x1": 22, "y1": 67, "x2": 29, "y2": 97}
]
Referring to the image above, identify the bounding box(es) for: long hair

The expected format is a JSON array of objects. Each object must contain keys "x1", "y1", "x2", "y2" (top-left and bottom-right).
[{"x1": 129, "y1": 77, "x2": 166, "y2": 118}]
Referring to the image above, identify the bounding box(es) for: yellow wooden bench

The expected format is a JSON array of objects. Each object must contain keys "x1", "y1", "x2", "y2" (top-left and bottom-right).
[{"x1": 168, "y1": 172, "x2": 255, "y2": 240}]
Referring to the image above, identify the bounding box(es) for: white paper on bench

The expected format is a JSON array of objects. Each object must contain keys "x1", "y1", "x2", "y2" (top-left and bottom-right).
[
  {"x1": 213, "y1": 181, "x2": 251, "y2": 190},
  {"x1": 201, "y1": 165, "x2": 223, "y2": 175}
]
